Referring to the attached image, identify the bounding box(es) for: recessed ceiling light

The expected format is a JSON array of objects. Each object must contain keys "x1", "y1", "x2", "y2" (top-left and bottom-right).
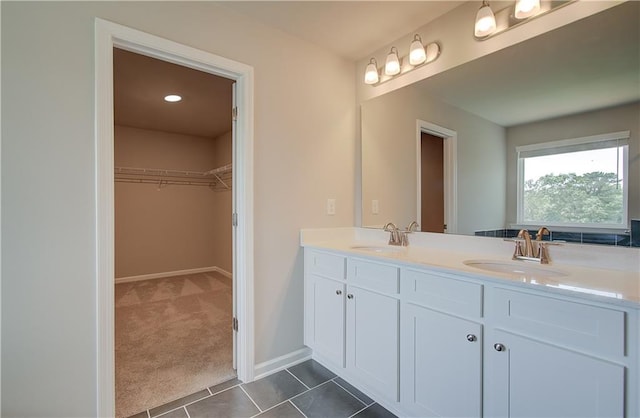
[{"x1": 164, "y1": 94, "x2": 182, "y2": 102}]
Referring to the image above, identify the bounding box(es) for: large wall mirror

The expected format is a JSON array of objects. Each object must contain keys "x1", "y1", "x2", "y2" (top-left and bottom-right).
[{"x1": 361, "y1": 1, "x2": 639, "y2": 245}]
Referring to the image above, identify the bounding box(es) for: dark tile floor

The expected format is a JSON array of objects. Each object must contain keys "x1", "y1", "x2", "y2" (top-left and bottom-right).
[{"x1": 128, "y1": 359, "x2": 396, "y2": 418}]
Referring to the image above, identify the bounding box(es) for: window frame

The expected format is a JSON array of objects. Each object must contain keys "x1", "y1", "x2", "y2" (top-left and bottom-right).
[{"x1": 516, "y1": 131, "x2": 630, "y2": 231}]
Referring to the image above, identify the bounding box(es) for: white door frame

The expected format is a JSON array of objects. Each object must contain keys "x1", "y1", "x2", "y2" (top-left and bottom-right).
[
  {"x1": 416, "y1": 120, "x2": 458, "y2": 234},
  {"x1": 95, "y1": 19, "x2": 254, "y2": 417}
]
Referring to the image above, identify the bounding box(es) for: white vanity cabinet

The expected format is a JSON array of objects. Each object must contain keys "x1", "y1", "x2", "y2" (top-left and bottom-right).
[
  {"x1": 304, "y1": 250, "x2": 401, "y2": 404},
  {"x1": 346, "y1": 258, "x2": 400, "y2": 402},
  {"x1": 484, "y1": 288, "x2": 628, "y2": 418},
  {"x1": 303, "y1": 246, "x2": 638, "y2": 418},
  {"x1": 400, "y1": 269, "x2": 484, "y2": 417},
  {"x1": 303, "y1": 249, "x2": 347, "y2": 367}
]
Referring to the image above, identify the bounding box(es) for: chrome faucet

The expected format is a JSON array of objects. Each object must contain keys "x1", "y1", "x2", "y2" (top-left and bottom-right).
[{"x1": 383, "y1": 222, "x2": 402, "y2": 246}]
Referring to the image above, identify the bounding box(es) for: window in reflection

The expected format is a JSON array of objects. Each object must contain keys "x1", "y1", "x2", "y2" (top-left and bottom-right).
[{"x1": 517, "y1": 132, "x2": 629, "y2": 228}]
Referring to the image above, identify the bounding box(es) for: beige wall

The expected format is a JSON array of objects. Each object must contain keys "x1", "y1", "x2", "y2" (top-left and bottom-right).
[
  {"x1": 1, "y1": 2, "x2": 355, "y2": 416},
  {"x1": 361, "y1": 85, "x2": 506, "y2": 235},
  {"x1": 506, "y1": 102, "x2": 640, "y2": 227},
  {"x1": 114, "y1": 126, "x2": 232, "y2": 278}
]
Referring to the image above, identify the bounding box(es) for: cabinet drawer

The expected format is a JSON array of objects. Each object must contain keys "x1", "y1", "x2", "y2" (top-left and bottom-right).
[
  {"x1": 489, "y1": 288, "x2": 625, "y2": 358},
  {"x1": 347, "y1": 258, "x2": 399, "y2": 294},
  {"x1": 305, "y1": 250, "x2": 346, "y2": 280},
  {"x1": 402, "y1": 269, "x2": 483, "y2": 318}
]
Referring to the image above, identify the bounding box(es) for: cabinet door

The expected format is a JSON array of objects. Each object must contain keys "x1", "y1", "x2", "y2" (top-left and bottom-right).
[
  {"x1": 401, "y1": 303, "x2": 482, "y2": 417},
  {"x1": 485, "y1": 329, "x2": 624, "y2": 418},
  {"x1": 346, "y1": 286, "x2": 399, "y2": 401},
  {"x1": 307, "y1": 274, "x2": 345, "y2": 367}
]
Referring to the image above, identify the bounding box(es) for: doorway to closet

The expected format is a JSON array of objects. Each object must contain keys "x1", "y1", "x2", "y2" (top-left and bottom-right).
[{"x1": 112, "y1": 48, "x2": 236, "y2": 417}]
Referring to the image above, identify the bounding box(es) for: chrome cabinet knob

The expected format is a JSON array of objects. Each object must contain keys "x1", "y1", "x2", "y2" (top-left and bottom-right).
[
  {"x1": 336, "y1": 290, "x2": 342, "y2": 295},
  {"x1": 494, "y1": 343, "x2": 506, "y2": 352},
  {"x1": 347, "y1": 294, "x2": 354, "y2": 299},
  {"x1": 466, "y1": 334, "x2": 477, "y2": 342}
]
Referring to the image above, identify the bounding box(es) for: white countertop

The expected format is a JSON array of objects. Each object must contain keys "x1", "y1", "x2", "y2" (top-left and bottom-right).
[{"x1": 301, "y1": 228, "x2": 640, "y2": 309}]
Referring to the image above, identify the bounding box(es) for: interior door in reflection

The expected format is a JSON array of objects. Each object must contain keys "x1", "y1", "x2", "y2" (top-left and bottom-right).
[{"x1": 420, "y1": 132, "x2": 445, "y2": 233}]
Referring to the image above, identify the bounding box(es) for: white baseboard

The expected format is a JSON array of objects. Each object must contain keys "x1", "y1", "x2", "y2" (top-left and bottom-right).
[
  {"x1": 253, "y1": 347, "x2": 312, "y2": 381},
  {"x1": 115, "y1": 266, "x2": 232, "y2": 284},
  {"x1": 211, "y1": 266, "x2": 232, "y2": 279}
]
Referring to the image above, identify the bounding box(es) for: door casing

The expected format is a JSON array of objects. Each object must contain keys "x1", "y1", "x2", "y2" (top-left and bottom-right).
[
  {"x1": 415, "y1": 120, "x2": 457, "y2": 233},
  {"x1": 95, "y1": 18, "x2": 255, "y2": 417}
]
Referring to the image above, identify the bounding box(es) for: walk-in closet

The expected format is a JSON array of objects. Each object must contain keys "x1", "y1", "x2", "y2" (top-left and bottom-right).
[{"x1": 112, "y1": 48, "x2": 236, "y2": 417}]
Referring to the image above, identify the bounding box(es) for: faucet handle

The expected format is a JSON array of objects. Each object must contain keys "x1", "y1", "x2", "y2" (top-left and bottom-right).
[
  {"x1": 512, "y1": 241, "x2": 524, "y2": 259},
  {"x1": 538, "y1": 243, "x2": 550, "y2": 264}
]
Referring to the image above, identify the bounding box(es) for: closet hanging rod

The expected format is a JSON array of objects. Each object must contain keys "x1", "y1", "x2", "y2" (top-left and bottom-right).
[
  {"x1": 204, "y1": 163, "x2": 232, "y2": 176},
  {"x1": 115, "y1": 178, "x2": 215, "y2": 186},
  {"x1": 115, "y1": 166, "x2": 210, "y2": 178}
]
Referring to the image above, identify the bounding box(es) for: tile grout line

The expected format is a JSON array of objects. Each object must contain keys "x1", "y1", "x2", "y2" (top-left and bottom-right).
[
  {"x1": 165, "y1": 383, "x2": 242, "y2": 416},
  {"x1": 209, "y1": 381, "x2": 241, "y2": 396},
  {"x1": 249, "y1": 398, "x2": 307, "y2": 418},
  {"x1": 285, "y1": 368, "x2": 311, "y2": 390},
  {"x1": 348, "y1": 404, "x2": 370, "y2": 418},
  {"x1": 332, "y1": 378, "x2": 373, "y2": 406},
  {"x1": 149, "y1": 388, "x2": 217, "y2": 418},
  {"x1": 239, "y1": 384, "x2": 264, "y2": 413},
  {"x1": 289, "y1": 400, "x2": 310, "y2": 418},
  {"x1": 288, "y1": 378, "x2": 334, "y2": 403}
]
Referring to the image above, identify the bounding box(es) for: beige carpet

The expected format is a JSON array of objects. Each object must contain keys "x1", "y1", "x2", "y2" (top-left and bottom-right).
[{"x1": 115, "y1": 272, "x2": 236, "y2": 418}]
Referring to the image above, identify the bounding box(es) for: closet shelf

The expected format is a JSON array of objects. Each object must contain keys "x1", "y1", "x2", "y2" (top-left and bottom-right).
[{"x1": 115, "y1": 164, "x2": 232, "y2": 191}]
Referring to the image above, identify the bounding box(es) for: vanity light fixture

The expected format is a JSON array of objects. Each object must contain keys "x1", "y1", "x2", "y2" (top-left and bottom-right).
[
  {"x1": 409, "y1": 34, "x2": 427, "y2": 66},
  {"x1": 475, "y1": 0, "x2": 497, "y2": 38},
  {"x1": 515, "y1": 0, "x2": 541, "y2": 19},
  {"x1": 363, "y1": 39, "x2": 440, "y2": 86},
  {"x1": 384, "y1": 47, "x2": 401, "y2": 76},
  {"x1": 475, "y1": 0, "x2": 569, "y2": 40},
  {"x1": 364, "y1": 58, "x2": 380, "y2": 85},
  {"x1": 164, "y1": 94, "x2": 182, "y2": 102}
]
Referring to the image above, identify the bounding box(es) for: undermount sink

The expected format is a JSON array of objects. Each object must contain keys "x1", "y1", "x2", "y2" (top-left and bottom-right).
[
  {"x1": 350, "y1": 245, "x2": 407, "y2": 254},
  {"x1": 463, "y1": 259, "x2": 568, "y2": 279}
]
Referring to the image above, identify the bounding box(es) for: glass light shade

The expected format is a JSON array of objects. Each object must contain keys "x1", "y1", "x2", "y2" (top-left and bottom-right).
[
  {"x1": 364, "y1": 59, "x2": 379, "y2": 85},
  {"x1": 474, "y1": 2, "x2": 496, "y2": 37},
  {"x1": 425, "y1": 43, "x2": 440, "y2": 63},
  {"x1": 384, "y1": 47, "x2": 400, "y2": 76},
  {"x1": 515, "y1": 0, "x2": 540, "y2": 19},
  {"x1": 409, "y1": 35, "x2": 426, "y2": 66}
]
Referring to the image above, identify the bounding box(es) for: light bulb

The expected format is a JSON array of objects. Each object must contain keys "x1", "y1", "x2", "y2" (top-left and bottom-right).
[
  {"x1": 384, "y1": 47, "x2": 400, "y2": 76},
  {"x1": 515, "y1": 0, "x2": 540, "y2": 19},
  {"x1": 475, "y1": 1, "x2": 496, "y2": 38},
  {"x1": 364, "y1": 58, "x2": 379, "y2": 85},
  {"x1": 164, "y1": 94, "x2": 182, "y2": 102},
  {"x1": 409, "y1": 35, "x2": 426, "y2": 66}
]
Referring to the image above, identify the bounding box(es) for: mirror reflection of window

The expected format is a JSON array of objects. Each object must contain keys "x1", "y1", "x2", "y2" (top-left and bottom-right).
[{"x1": 517, "y1": 132, "x2": 629, "y2": 228}]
